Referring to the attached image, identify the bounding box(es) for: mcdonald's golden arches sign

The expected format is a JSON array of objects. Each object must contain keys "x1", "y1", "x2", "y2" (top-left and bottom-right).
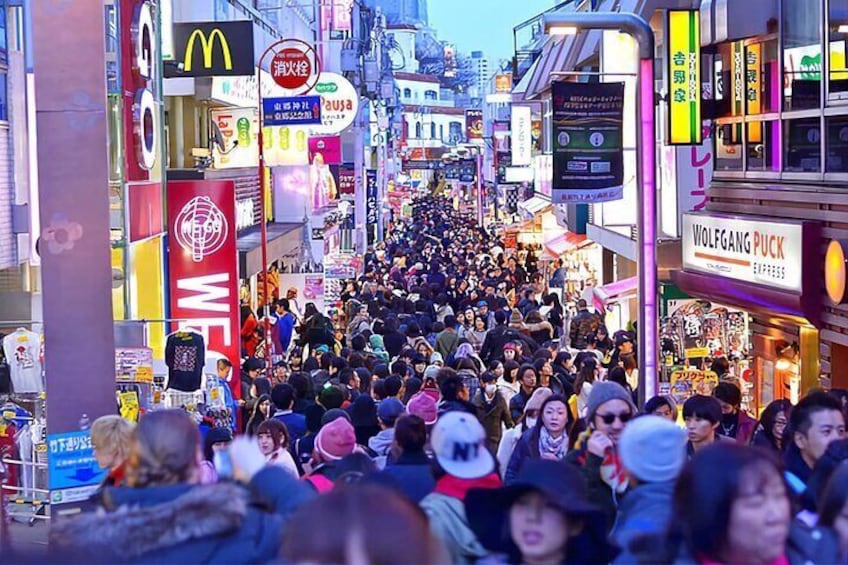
[{"x1": 166, "y1": 21, "x2": 255, "y2": 77}]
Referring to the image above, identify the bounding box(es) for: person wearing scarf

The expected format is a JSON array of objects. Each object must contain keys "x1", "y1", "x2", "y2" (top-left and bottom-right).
[
  {"x1": 505, "y1": 394, "x2": 572, "y2": 483},
  {"x1": 565, "y1": 382, "x2": 637, "y2": 532}
]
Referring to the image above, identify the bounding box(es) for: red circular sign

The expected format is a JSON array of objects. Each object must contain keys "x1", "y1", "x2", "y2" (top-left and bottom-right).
[{"x1": 271, "y1": 48, "x2": 313, "y2": 90}]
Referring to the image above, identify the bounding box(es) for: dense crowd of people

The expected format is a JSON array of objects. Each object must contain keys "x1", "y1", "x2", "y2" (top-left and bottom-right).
[{"x1": 37, "y1": 196, "x2": 848, "y2": 563}]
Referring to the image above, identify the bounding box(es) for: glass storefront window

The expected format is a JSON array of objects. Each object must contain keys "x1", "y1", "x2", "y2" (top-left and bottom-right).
[
  {"x1": 826, "y1": 115, "x2": 848, "y2": 172},
  {"x1": 828, "y1": 3, "x2": 848, "y2": 103},
  {"x1": 784, "y1": 117, "x2": 822, "y2": 172},
  {"x1": 714, "y1": 43, "x2": 734, "y2": 119},
  {"x1": 746, "y1": 40, "x2": 780, "y2": 115},
  {"x1": 747, "y1": 121, "x2": 779, "y2": 171},
  {"x1": 783, "y1": 0, "x2": 823, "y2": 110},
  {"x1": 716, "y1": 123, "x2": 743, "y2": 170}
]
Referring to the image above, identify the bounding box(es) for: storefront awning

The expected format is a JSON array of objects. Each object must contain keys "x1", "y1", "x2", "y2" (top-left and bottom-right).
[
  {"x1": 544, "y1": 231, "x2": 588, "y2": 257},
  {"x1": 237, "y1": 222, "x2": 303, "y2": 277},
  {"x1": 673, "y1": 270, "x2": 820, "y2": 328},
  {"x1": 592, "y1": 276, "x2": 637, "y2": 315},
  {"x1": 519, "y1": 196, "x2": 552, "y2": 216}
]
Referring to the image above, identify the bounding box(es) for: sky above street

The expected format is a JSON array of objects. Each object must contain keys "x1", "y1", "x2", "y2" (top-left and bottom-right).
[{"x1": 428, "y1": 0, "x2": 557, "y2": 65}]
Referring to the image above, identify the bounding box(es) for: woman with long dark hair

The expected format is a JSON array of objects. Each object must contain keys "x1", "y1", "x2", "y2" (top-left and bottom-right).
[
  {"x1": 245, "y1": 393, "x2": 272, "y2": 437},
  {"x1": 573, "y1": 358, "x2": 598, "y2": 419},
  {"x1": 505, "y1": 394, "x2": 572, "y2": 483}
]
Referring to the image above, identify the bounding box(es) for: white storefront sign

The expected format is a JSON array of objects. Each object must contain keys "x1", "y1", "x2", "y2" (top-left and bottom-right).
[
  {"x1": 511, "y1": 105, "x2": 532, "y2": 166},
  {"x1": 682, "y1": 213, "x2": 804, "y2": 292},
  {"x1": 308, "y1": 72, "x2": 359, "y2": 135}
]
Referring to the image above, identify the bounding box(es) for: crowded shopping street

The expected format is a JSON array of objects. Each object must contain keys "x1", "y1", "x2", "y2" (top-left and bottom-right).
[{"x1": 5, "y1": 0, "x2": 848, "y2": 563}]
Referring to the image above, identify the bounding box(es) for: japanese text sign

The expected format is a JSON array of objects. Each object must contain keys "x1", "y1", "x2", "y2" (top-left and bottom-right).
[
  {"x1": 263, "y1": 96, "x2": 322, "y2": 126},
  {"x1": 667, "y1": 10, "x2": 702, "y2": 145}
]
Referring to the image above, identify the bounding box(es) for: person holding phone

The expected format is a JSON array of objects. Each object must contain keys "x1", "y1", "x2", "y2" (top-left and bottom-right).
[{"x1": 565, "y1": 382, "x2": 637, "y2": 532}]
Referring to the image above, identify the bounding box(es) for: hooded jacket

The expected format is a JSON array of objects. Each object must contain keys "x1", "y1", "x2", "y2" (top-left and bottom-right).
[
  {"x1": 368, "y1": 427, "x2": 395, "y2": 456},
  {"x1": 610, "y1": 480, "x2": 675, "y2": 561},
  {"x1": 50, "y1": 466, "x2": 314, "y2": 564}
]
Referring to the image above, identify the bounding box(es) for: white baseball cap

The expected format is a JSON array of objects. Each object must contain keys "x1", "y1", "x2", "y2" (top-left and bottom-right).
[{"x1": 431, "y1": 412, "x2": 494, "y2": 479}]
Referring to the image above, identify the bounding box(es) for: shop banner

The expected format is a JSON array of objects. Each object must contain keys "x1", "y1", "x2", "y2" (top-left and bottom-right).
[
  {"x1": 681, "y1": 213, "x2": 804, "y2": 293},
  {"x1": 310, "y1": 157, "x2": 339, "y2": 208},
  {"x1": 465, "y1": 109, "x2": 483, "y2": 141},
  {"x1": 212, "y1": 108, "x2": 259, "y2": 169},
  {"x1": 262, "y1": 96, "x2": 322, "y2": 127},
  {"x1": 495, "y1": 74, "x2": 513, "y2": 93},
  {"x1": 338, "y1": 164, "x2": 356, "y2": 196},
  {"x1": 273, "y1": 165, "x2": 311, "y2": 221},
  {"x1": 552, "y1": 81, "x2": 625, "y2": 203},
  {"x1": 309, "y1": 135, "x2": 342, "y2": 164},
  {"x1": 533, "y1": 154, "x2": 553, "y2": 198},
  {"x1": 511, "y1": 105, "x2": 532, "y2": 166},
  {"x1": 666, "y1": 10, "x2": 702, "y2": 145},
  {"x1": 308, "y1": 72, "x2": 359, "y2": 135},
  {"x1": 166, "y1": 21, "x2": 255, "y2": 77},
  {"x1": 166, "y1": 181, "x2": 240, "y2": 397}
]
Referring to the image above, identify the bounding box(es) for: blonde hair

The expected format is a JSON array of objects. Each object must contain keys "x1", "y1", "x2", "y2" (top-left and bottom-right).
[{"x1": 90, "y1": 415, "x2": 134, "y2": 468}]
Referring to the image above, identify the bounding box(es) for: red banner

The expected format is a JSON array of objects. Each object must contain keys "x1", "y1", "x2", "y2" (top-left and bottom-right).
[{"x1": 166, "y1": 180, "x2": 241, "y2": 398}]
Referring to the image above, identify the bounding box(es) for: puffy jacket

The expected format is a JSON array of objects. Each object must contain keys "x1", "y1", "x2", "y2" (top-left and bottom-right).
[
  {"x1": 50, "y1": 466, "x2": 314, "y2": 564},
  {"x1": 610, "y1": 480, "x2": 675, "y2": 561},
  {"x1": 569, "y1": 309, "x2": 602, "y2": 349},
  {"x1": 504, "y1": 428, "x2": 539, "y2": 484}
]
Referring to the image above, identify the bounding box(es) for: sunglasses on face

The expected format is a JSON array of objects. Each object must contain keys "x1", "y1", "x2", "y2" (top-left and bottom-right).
[{"x1": 596, "y1": 411, "x2": 633, "y2": 425}]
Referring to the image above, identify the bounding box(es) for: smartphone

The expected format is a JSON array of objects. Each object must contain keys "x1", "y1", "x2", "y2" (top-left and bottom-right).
[{"x1": 213, "y1": 449, "x2": 233, "y2": 479}]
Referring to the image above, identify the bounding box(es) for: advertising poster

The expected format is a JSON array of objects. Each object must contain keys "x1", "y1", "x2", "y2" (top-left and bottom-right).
[
  {"x1": 496, "y1": 152, "x2": 511, "y2": 183},
  {"x1": 310, "y1": 151, "x2": 339, "y2": 209},
  {"x1": 166, "y1": 180, "x2": 240, "y2": 395},
  {"x1": 273, "y1": 165, "x2": 311, "y2": 221},
  {"x1": 465, "y1": 109, "x2": 483, "y2": 141},
  {"x1": 212, "y1": 108, "x2": 259, "y2": 169},
  {"x1": 551, "y1": 81, "x2": 625, "y2": 204},
  {"x1": 308, "y1": 135, "x2": 342, "y2": 164}
]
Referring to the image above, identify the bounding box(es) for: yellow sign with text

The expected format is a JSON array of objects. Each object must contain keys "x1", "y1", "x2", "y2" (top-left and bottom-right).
[{"x1": 667, "y1": 10, "x2": 702, "y2": 145}]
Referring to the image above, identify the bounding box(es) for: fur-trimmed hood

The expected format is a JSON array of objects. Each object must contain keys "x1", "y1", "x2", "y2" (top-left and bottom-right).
[{"x1": 51, "y1": 483, "x2": 252, "y2": 562}]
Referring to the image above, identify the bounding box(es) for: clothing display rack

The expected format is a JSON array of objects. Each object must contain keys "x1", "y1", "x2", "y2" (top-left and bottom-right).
[{"x1": 1, "y1": 392, "x2": 48, "y2": 525}]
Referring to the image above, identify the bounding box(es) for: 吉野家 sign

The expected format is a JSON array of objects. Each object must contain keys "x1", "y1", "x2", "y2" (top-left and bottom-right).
[
  {"x1": 262, "y1": 96, "x2": 322, "y2": 127},
  {"x1": 551, "y1": 81, "x2": 625, "y2": 204},
  {"x1": 166, "y1": 21, "x2": 255, "y2": 77},
  {"x1": 681, "y1": 212, "x2": 805, "y2": 293},
  {"x1": 667, "y1": 10, "x2": 702, "y2": 145}
]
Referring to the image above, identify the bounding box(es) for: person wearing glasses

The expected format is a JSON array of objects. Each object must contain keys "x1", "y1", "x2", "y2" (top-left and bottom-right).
[{"x1": 565, "y1": 382, "x2": 637, "y2": 531}]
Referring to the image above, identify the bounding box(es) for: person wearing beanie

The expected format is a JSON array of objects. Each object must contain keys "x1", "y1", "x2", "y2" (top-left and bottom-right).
[
  {"x1": 610, "y1": 415, "x2": 687, "y2": 561},
  {"x1": 407, "y1": 392, "x2": 438, "y2": 427},
  {"x1": 565, "y1": 381, "x2": 637, "y2": 531},
  {"x1": 429, "y1": 351, "x2": 444, "y2": 367},
  {"x1": 496, "y1": 387, "x2": 552, "y2": 478},
  {"x1": 369, "y1": 398, "x2": 405, "y2": 459},
  {"x1": 305, "y1": 417, "x2": 357, "y2": 493},
  {"x1": 713, "y1": 381, "x2": 758, "y2": 444}
]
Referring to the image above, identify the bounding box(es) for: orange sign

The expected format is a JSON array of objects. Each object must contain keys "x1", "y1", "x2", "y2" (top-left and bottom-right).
[{"x1": 495, "y1": 74, "x2": 513, "y2": 93}]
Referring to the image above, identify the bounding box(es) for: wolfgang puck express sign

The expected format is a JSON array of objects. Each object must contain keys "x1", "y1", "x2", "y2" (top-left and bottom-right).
[{"x1": 682, "y1": 213, "x2": 806, "y2": 293}]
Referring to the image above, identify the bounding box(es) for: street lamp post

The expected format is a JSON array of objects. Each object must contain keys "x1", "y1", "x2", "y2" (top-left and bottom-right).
[{"x1": 542, "y1": 11, "x2": 657, "y2": 406}]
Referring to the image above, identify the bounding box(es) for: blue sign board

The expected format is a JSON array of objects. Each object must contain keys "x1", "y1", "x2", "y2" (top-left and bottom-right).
[
  {"x1": 262, "y1": 96, "x2": 322, "y2": 126},
  {"x1": 48, "y1": 430, "x2": 106, "y2": 501}
]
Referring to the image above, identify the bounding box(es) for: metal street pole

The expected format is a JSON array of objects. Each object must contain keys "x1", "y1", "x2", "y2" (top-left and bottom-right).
[
  {"x1": 542, "y1": 11, "x2": 657, "y2": 406},
  {"x1": 354, "y1": 101, "x2": 367, "y2": 254}
]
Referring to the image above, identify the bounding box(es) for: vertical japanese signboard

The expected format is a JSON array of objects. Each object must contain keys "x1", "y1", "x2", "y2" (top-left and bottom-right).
[
  {"x1": 746, "y1": 43, "x2": 762, "y2": 143},
  {"x1": 667, "y1": 10, "x2": 702, "y2": 145},
  {"x1": 511, "y1": 105, "x2": 532, "y2": 166},
  {"x1": 166, "y1": 181, "x2": 241, "y2": 397},
  {"x1": 551, "y1": 81, "x2": 625, "y2": 203},
  {"x1": 366, "y1": 170, "x2": 378, "y2": 244}
]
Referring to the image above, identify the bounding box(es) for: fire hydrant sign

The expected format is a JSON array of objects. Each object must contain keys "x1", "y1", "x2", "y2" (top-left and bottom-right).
[
  {"x1": 263, "y1": 96, "x2": 322, "y2": 126},
  {"x1": 48, "y1": 430, "x2": 106, "y2": 504}
]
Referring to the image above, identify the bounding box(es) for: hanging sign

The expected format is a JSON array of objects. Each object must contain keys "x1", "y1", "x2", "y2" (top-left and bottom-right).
[
  {"x1": 511, "y1": 105, "x2": 532, "y2": 166},
  {"x1": 466, "y1": 109, "x2": 483, "y2": 141},
  {"x1": 262, "y1": 96, "x2": 322, "y2": 126},
  {"x1": 268, "y1": 39, "x2": 321, "y2": 93},
  {"x1": 212, "y1": 108, "x2": 259, "y2": 169},
  {"x1": 166, "y1": 21, "x2": 255, "y2": 77},
  {"x1": 166, "y1": 181, "x2": 241, "y2": 397},
  {"x1": 746, "y1": 44, "x2": 762, "y2": 142},
  {"x1": 551, "y1": 81, "x2": 624, "y2": 203},
  {"x1": 307, "y1": 72, "x2": 359, "y2": 135},
  {"x1": 495, "y1": 74, "x2": 513, "y2": 93},
  {"x1": 667, "y1": 10, "x2": 702, "y2": 145}
]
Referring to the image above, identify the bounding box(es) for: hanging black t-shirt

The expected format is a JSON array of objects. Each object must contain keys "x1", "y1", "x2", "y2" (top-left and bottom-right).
[{"x1": 165, "y1": 331, "x2": 205, "y2": 392}]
